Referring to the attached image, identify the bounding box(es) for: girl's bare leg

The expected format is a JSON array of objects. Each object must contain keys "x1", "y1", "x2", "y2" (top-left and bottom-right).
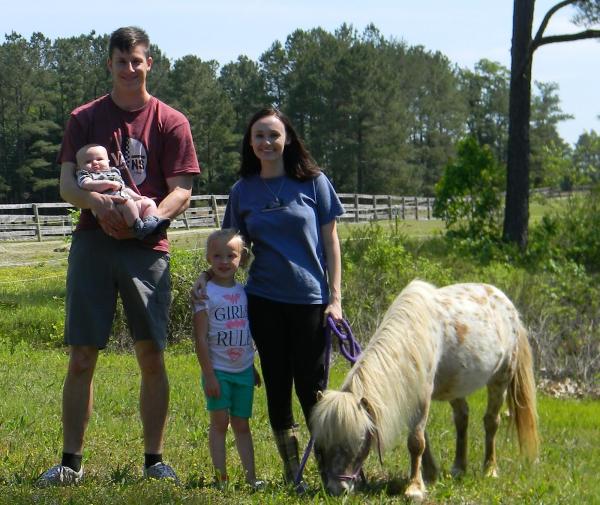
[
  {"x1": 209, "y1": 410, "x2": 229, "y2": 481},
  {"x1": 231, "y1": 416, "x2": 256, "y2": 483}
]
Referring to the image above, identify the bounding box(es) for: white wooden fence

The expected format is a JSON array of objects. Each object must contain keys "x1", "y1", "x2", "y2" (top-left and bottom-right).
[
  {"x1": 0, "y1": 194, "x2": 436, "y2": 242},
  {"x1": 338, "y1": 194, "x2": 434, "y2": 223}
]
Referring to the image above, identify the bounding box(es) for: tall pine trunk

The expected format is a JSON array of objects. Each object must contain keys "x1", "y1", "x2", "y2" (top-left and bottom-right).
[{"x1": 504, "y1": 0, "x2": 535, "y2": 249}]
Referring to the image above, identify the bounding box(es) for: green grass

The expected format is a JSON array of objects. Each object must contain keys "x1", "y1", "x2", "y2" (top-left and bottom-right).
[
  {"x1": 0, "y1": 197, "x2": 596, "y2": 503},
  {"x1": 340, "y1": 219, "x2": 445, "y2": 240},
  {"x1": 1, "y1": 345, "x2": 599, "y2": 504},
  {"x1": 0, "y1": 265, "x2": 66, "y2": 347},
  {"x1": 529, "y1": 194, "x2": 568, "y2": 224}
]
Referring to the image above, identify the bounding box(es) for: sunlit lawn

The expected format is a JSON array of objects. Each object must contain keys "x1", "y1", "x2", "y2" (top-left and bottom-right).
[
  {"x1": 1, "y1": 196, "x2": 596, "y2": 503},
  {"x1": 0, "y1": 345, "x2": 599, "y2": 504}
]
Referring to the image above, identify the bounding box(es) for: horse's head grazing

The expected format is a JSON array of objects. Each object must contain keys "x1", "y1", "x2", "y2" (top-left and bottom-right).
[{"x1": 310, "y1": 390, "x2": 377, "y2": 495}]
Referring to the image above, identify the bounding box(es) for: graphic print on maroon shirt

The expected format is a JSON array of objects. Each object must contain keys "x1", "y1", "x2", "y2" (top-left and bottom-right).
[{"x1": 58, "y1": 94, "x2": 200, "y2": 252}]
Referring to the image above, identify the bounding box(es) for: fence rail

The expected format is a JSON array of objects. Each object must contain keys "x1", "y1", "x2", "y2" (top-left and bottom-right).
[{"x1": 0, "y1": 194, "x2": 436, "y2": 242}]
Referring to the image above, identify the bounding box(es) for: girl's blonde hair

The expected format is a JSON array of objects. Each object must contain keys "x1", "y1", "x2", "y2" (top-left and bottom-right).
[{"x1": 206, "y1": 228, "x2": 249, "y2": 267}]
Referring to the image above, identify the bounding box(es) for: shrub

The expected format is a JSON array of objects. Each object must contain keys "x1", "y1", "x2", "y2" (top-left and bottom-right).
[
  {"x1": 167, "y1": 248, "x2": 207, "y2": 344},
  {"x1": 433, "y1": 136, "x2": 504, "y2": 241},
  {"x1": 407, "y1": 230, "x2": 600, "y2": 389},
  {"x1": 528, "y1": 185, "x2": 600, "y2": 272},
  {"x1": 341, "y1": 223, "x2": 452, "y2": 342},
  {"x1": 525, "y1": 261, "x2": 600, "y2": 384}
]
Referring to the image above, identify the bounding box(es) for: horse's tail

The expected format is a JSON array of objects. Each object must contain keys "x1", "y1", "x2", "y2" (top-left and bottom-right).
[{"x1": 506, "y1": 324, "x2": 539, "y2": 462}]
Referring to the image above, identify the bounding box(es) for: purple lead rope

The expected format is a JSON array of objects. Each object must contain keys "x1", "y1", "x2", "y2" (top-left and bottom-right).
[
  {"x1": 331, "y1": 317, "x2": 362, "y2": 365},
  {"x1": 294, "y1": 316, "x2": 362, "y2": 486}
]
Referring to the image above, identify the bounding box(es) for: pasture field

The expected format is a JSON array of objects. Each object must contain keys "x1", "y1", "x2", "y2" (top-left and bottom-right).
[
  {"x1": 1, "y1": 195, "x2": 598, "y2": 504},
  {"x1": 0, "y1": 221, "x2": 438, "y2": 347},
  {"x1": 0, "y1": 345, "x2": 599, "y2": 504},
  {"x1": 0, "y1": 193, "x2": 556, "y2": 269},
  {"x1": 0, "y1": 219, "x2": 442, "y2": 266}
]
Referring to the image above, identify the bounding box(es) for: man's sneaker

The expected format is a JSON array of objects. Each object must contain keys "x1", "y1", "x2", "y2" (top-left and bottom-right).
[
  {"x1": 36, "y1": 464, "x2": 83, "y2": 487},
  {"x1": 143, "y1": 462, "x2": 179, "y2": 484}
]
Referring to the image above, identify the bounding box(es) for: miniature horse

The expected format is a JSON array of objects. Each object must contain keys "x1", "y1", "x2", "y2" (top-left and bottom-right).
[{"x1": 310, "y1": 280, "x2": 538, "y2": 501}]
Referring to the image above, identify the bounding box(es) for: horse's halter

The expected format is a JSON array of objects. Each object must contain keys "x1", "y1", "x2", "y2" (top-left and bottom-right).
[
  {"x1": 324, "y1": 419, "x2": 375, "y2": 486},
  {"x1": 360, "y1": 397, "x2": 385, "y2": 467},
  {"x1": 327, "y1": 466, "x2": 366, "y2": 485},
  {"x1": 324, "y1": 441, "x2": 369, "y2": 486}
]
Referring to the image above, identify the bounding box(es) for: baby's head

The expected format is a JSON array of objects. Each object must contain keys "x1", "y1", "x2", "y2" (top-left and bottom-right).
[
  {"x1": 76, "y1": 144, "x2": 110, "y2": 172},
  {"x1": 205, "y1": 229, "x2": 248, "y2": 280}
]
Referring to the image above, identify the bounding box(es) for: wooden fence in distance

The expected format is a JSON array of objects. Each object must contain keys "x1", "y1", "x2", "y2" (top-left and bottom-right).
[
  {"x1": 0, "y1": 202, "x2": 75, "y2": 241},
  {"x1": 0, "y1": 194, "x2": 436, "y2": 242},
  {"x1": 338, "y1": 194, "x2": 434, "y2": 223}
]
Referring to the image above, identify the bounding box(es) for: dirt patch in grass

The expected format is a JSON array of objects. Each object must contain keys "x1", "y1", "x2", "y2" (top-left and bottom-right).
[{"x1": 0, "y1": 229, "x2": 214, "y2": 268}]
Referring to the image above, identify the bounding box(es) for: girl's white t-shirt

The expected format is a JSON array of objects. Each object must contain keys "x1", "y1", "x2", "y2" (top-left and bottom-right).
[{"x1": 194, "y1": 281, "x2": 254, "y2": 373}]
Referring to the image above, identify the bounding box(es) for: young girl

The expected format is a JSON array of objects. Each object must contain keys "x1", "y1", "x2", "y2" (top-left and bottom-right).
[{"x1": 192, "y1": 228, "x2": 263, "y2": 489}]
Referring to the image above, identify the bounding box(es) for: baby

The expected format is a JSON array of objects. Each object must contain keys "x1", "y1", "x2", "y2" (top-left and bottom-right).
[{"x1": 75, "y1": 144, "x2": 170, "y2": 239}]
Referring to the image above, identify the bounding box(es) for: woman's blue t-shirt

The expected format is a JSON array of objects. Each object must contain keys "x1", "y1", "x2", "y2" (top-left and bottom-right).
[{"x1": 222, "y1": 173, "x2": 344, "y2": 304}]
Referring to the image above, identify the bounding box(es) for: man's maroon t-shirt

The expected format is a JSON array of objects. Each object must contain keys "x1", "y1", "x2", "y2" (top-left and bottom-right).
[{"x1": 58, "y1": 94, "x2": 200, "y2": 252}]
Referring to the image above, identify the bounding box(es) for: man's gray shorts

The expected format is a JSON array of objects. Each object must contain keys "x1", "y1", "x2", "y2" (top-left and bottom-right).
[{"x1": 64, "y1": 229, "x2": 171, "y2": 350}]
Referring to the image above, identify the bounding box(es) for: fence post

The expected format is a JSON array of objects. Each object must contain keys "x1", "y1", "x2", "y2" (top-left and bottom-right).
[
  {"x1": 211, "y1": 195, "x2": 220, "y2": 227},
  {"x1": 354, "y1": 194, "x2": 359, "y2": 223},
  {"x1": 33, "y1": 203, "x2": 42, "y2": 241},
  {"x1": 182, "y1": 209, "x2": 190, "y2": 230},
  {"x1": 414, "y1": 196, "x2": 419, "y2": 220},
  {"x1": 401, "y1": 197, "x2": 405, "y2": 220},
  {"x1": 372, "y1": 195, "x2": 378, "y2": 221},
  {"x1": 427, "y1": 198, "x2": 431, "y2": 220},
  {"x1": 387, "y1": 195, "x2": 393, "y2": 220}
]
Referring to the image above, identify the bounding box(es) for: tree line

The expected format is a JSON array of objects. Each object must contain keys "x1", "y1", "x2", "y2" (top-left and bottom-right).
[{"x1": 1, "y1": 24, "x2": 598, "y2": 204}]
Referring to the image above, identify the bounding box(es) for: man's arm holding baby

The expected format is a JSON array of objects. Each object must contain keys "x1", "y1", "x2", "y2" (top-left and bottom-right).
[{"x1": 155, "y1": 174, "x2": 193, "y2": 219}]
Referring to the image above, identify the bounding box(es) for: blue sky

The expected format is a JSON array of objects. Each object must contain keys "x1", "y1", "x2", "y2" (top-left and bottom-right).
[{"x1": 2, "y1": 0, "x2": 599, "y2": 145}]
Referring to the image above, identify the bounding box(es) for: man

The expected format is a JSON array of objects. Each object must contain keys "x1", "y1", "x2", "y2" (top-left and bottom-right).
[{"x1": 37, "y1": 26, "x2": 200, "y2": 486}]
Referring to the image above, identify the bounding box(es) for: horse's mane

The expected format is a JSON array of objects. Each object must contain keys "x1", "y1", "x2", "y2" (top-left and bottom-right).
[
  {"x1": 310, "y1": 390, "x2": 375, "y2": 451},
  {"x1": 313, "y1": 280, "x2": 442, "y2": 453}
]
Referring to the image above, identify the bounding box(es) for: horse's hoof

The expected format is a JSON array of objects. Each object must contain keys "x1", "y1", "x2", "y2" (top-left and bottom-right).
[
  {"x1": 484, "y1": 466, "x2": 499, "y2": 478},
  {"x1": 404, "y1": 484, "x2": 426, "y2": 502}
]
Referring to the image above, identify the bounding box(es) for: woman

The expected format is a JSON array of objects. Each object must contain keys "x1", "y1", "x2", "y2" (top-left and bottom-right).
[{"x1": 222, "y1": 107, "x2": 344, "y2": 487}]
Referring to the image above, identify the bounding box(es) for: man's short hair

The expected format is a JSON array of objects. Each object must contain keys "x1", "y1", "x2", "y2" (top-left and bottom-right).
[{"x1": 108, "y1": 26, "x2": 150, "y2": 58}]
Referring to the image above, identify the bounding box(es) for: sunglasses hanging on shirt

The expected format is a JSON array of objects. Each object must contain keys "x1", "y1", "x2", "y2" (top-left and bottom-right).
[{"x1": 261, "y1": 177, "x2": 287, "y2": 212}]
